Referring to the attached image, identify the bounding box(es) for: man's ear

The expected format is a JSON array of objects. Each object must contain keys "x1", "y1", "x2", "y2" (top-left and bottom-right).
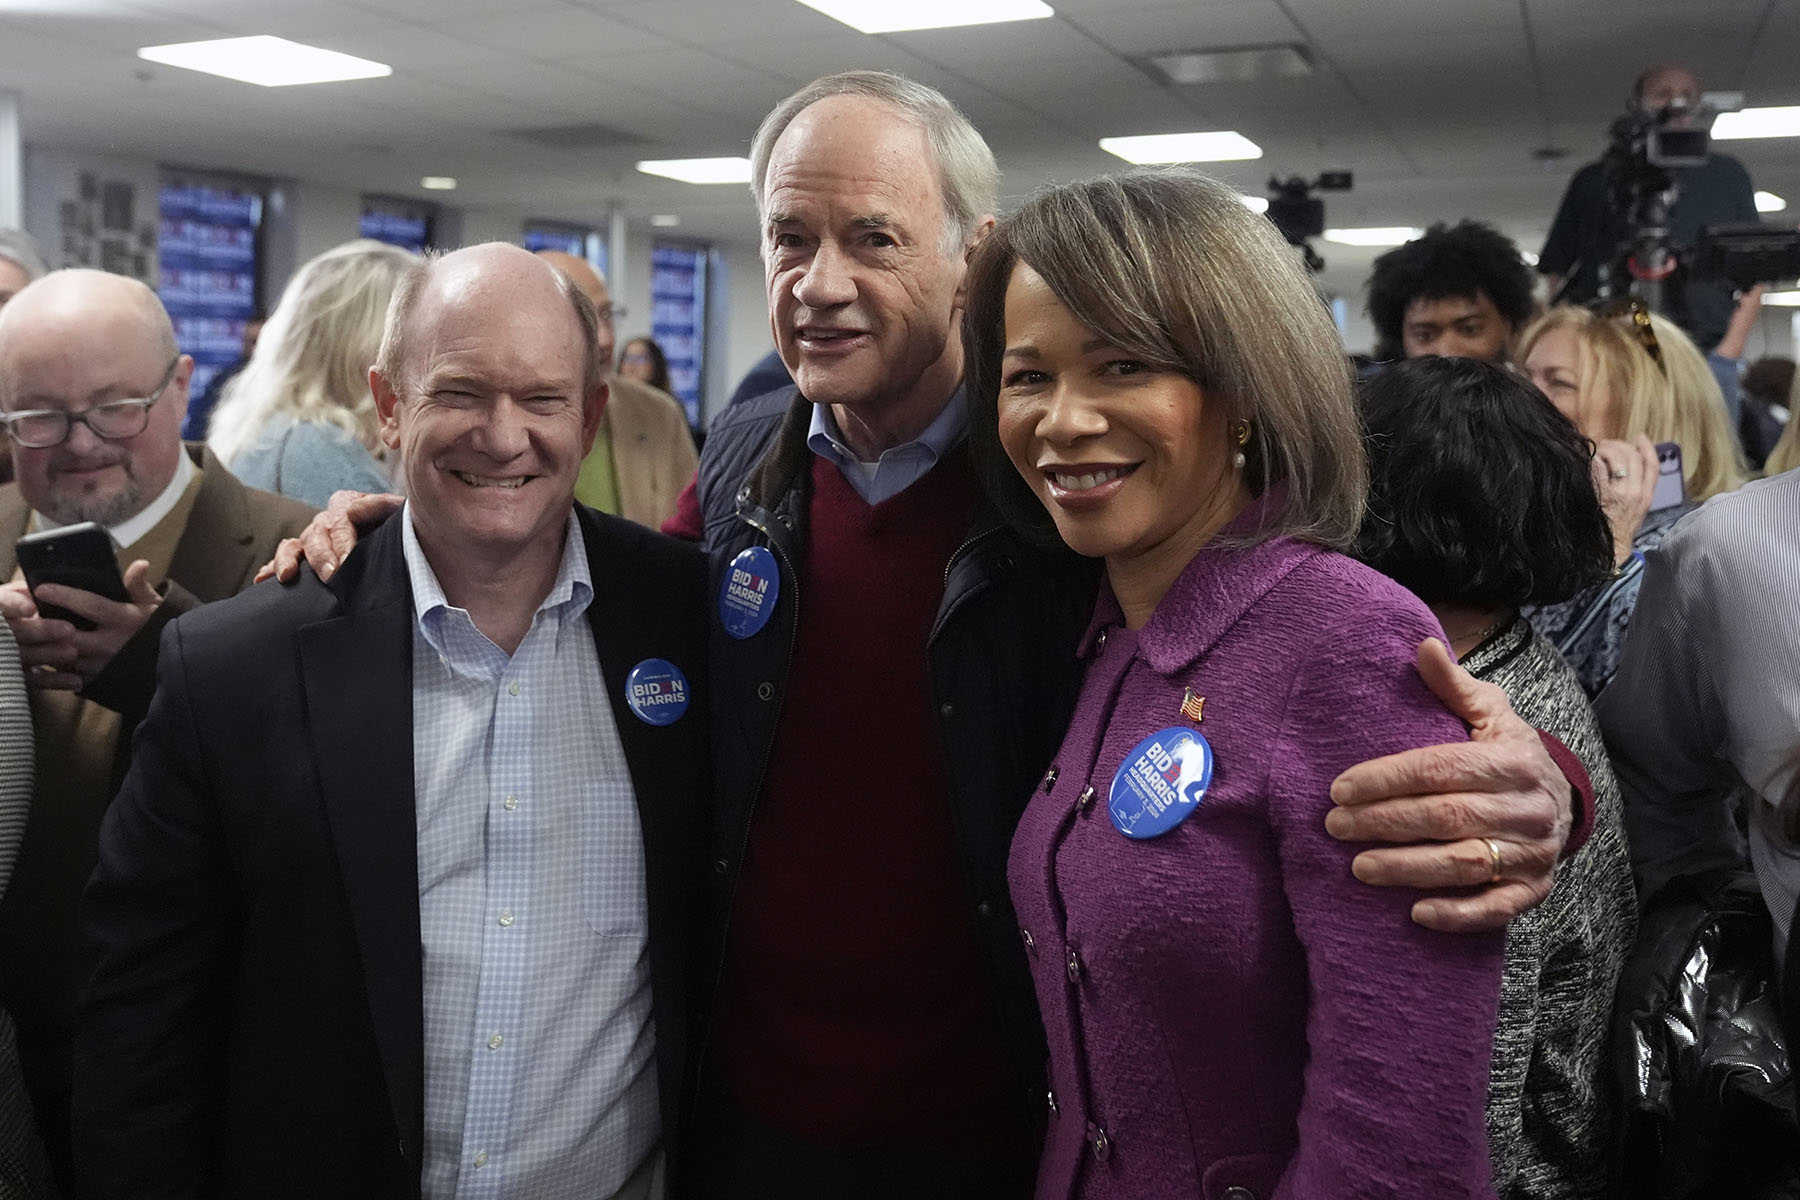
[
  {"x1": 371, "y1": 367, "x2": 404, "y2": 450},
  {"x1": 953, "y1": 214, "x2": 998, "y2": 309}
]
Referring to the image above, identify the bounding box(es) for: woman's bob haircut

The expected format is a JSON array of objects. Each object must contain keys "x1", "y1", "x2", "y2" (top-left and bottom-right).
[{"x1": 962, "y1": 168, "x2": 1365, "y2": 551}]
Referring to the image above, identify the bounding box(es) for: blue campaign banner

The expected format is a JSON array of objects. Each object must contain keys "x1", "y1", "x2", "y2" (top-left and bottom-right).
[
  {"x1": 649, "y1": 242, "x2": 706, "y2": 427},
  {"x1": 158, "y1": 182, "x2": 262, "y2": 400}
]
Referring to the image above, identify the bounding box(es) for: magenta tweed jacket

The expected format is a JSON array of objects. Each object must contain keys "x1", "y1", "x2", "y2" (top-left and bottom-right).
[{"x1": 1009, "y1": 531, "x2": 1504, "y2": 1200}]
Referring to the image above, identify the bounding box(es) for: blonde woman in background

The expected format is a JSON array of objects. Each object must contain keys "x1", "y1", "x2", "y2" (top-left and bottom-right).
[
  {"x1": 208, "y1": 239, "x2": 418, "y2": 507},
  {"x1": 1519, "y1": 303, "x2": 1746, "y2": 696},
  {"x1": 1765, "y1": 369, "x2": 1800, "y2": 476}
]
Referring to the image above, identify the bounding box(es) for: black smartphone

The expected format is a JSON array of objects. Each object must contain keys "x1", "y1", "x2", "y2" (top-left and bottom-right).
[
  {"x1": 15, "y1": 522, "x2": 127, "y2": 631},
  {"x1": 1650, "y1": 441, "x2": 1686, "y2": 512}
]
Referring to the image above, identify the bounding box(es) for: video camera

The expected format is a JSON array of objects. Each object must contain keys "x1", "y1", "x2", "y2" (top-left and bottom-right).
[
  {"x1": 1597, "y1": 90, "x2": 1800, "y2": 310},
  {"x1": 1265, "y1": 171, "x2": 1352, "y2": 274}
]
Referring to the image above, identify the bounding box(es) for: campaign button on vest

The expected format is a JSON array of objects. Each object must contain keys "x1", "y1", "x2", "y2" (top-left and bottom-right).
[
  {"x1": 719, "y1": 545, "x2": 780, "y2": 639},
  {"x1": 626, "y1": 658, "x2": 691, "y2": 726}
]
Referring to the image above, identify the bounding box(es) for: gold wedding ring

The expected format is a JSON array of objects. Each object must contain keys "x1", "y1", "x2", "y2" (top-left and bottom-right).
[{"x1": 1483, "y1": 837, "x2": 1503, "y2": 884}]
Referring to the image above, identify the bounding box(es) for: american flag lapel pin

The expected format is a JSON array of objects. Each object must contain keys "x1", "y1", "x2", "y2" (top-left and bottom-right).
[{"x1": 1179, "y1": 688, "x2": 1205, "y2": 723}]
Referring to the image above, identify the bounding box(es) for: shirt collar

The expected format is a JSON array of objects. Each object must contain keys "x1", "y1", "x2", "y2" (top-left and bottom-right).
[
  {"x1": 805, "y1": 386, "x2": 968, "y2": 470},
  {"x1": 401, "y1": 504, "x2": 593, "y2": 657},
  {"x1": 35, "y1": 445, "x2": 196, "y2": 548}
]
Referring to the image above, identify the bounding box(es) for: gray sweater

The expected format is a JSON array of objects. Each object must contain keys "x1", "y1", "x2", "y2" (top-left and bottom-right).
[{"x1": 1464, "y1": 618, "x2": 1637, "y2": 1200}]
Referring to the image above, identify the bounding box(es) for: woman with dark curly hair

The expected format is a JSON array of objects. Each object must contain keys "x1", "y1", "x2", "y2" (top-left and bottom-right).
[{"x1": 1358, "y1": 356, "x2": 1636, "y2": 1199}]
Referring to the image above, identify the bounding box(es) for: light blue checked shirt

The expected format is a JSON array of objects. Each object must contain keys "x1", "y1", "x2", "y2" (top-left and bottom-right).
[
  {"x1": 805, "y1": 386, "x2": 968, "y2": 504},
  {"x1": 404, "y1": 507, "x2": 658, "y2": 1199}
]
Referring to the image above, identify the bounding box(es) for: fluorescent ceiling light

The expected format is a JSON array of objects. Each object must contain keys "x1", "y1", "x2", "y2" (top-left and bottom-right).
[
  {"x1": 1755, "y1": 190, "x2": 1787, "y2": 212},
  {"x1": 1521, "y1": 250, "x2": 1540, "y2": 266},
  {"x1": 1323, "y1": 227, "x2": 1423, "y2": 247},
  {"x1": 137, "y1": 36, "x2": 391, "y2": 87},
  {"x1": 1712, "y1": 106, "x2": 1800, "y2": 139},
  {"x1": 650, "y1": 214, "x2": 682, "y2": 227},
  {"x1": 1147, "y1": 44, "x2": 1312, "y2": 86},
  {"x1": 636, "y1": 157, "x2": 753, "y2": 185},
  {"x1": 420, "y1": 176, "x2": 457, "y2": 191},
  {"x1": 1762, "y1": 289, "x2": 1800, "y2": 307},
  {"x1": 1098, "y1": 132, "x2": 1262, "y2": 164},
  {"x1": 794, "y1": 0, "x2": 1052, "y2": 34}
]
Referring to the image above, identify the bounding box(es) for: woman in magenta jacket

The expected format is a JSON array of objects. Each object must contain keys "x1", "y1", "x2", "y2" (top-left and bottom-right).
[{"x1": 961, "y1": 170, "x2": 1505, "y2": 1199}]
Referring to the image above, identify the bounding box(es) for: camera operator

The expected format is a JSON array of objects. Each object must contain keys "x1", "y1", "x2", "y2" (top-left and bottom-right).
[{"x1": 1538, "y1": 65, "x2": 1761, "y2": 418}]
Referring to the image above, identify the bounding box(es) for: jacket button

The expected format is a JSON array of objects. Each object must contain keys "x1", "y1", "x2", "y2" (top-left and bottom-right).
[
  {"x1": 735, "y1": 486, "x2": 750, "y2": 504},
  {"x1": 1020, "y1": 927, "x2": 1035, "y2": 953},
  {"x1": 1042, "y1": 766, "x2": 1059, "y2": 791},
  {"x1": 1066, "y1": 948, "x2": 1082, "y2": 983},
  {"x1": 1096, "y1": 629, "x2": 1108, "y2": 650},
  {"x1": 1087, "y1": 1124, "x2": 1110, "y2": 1160},
  {"x1": 757, "y1": 682, "x2": 775, "y2": 701},
  {"x1": 1076, "y1": 785, "x2": 1095, "y2": 810},
  {"x1": 713, "y1": 858, "x2": 730, "y2": 876},
  {"x1": 1046, "y1": 1089, "x2": 1058, "y2": 1115},
  {"x1": 1222, "y1": 1189, "x2": 1257, "y2": 1200}
]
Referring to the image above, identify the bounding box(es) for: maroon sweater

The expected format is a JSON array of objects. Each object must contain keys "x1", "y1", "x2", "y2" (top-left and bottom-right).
[{"x1": 712, "y1": 451, "x2": 1028, "y2": 1158}]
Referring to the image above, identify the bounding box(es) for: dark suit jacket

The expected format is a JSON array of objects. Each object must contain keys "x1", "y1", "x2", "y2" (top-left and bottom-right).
[{"x1": 72, "y1": 506, "x2": 710, "y2": 1199}]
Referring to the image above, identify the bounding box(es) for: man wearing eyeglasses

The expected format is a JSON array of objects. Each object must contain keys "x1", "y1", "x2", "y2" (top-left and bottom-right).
[{"x1": 0, "y1": 267, "x2": 313, "y2": 1186}]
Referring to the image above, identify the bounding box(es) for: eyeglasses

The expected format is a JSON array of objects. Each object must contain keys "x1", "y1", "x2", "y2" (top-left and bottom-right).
[
  {"x1": 0, "y1": 357, "x2": 180, "y2": 449},
  {"x1": 596, "y1": 303, "x2": 626, "y2": 325},
  {"x1": 1591, "y1": 298, "x2": 1666, "y2": 375}
]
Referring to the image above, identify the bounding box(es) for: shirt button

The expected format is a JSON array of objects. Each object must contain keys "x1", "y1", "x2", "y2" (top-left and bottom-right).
[
  {"x1": 939, "y1": 702, "x2": 956, "y2": 720},
  {"x1": 473, "y1": 1151, "x2": 488, "y2": 1168},
  {"x1": 498, "y1": 910, "x2": 514, "y2": 927},
  {"x1": 504, "y1": 794, "x2": 518, "y2": 811},
  {"x1": 1042, "y1": 766, "x2": 1059, "y2": 792},
  {"x1": 487, "y1": 1033, "x2": 503, "y2": 1050},
  {"x1": 1076, "y1": 785, "x2": 1095, "y2": 810},
  {"x1": 757, "y1": 681, "x2": 775, "y2": 701},
  {"x1": 1066, "y1": 948, "x2": 1083, "y2": 982},
  {"x1": 976, "y1": 900, "x2": 993, "y2": 918},
  {"x1": 508, "y1": 682, "x2": 520, "y2": 696}
]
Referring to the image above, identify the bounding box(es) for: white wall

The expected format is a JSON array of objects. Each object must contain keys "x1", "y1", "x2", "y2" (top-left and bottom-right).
[
  {"x1": 22, "y1": 145, "x2": 163, "y2": 282},
  {"x1": 714, "y1": 238, "x2": 776, "y2": 421}
]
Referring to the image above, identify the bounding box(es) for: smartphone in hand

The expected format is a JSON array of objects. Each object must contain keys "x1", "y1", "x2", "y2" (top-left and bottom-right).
[
  {"x1": 1650, "y1": 442, "x2": 1686, "y2": 512},
  {"x1": 15, "y1": 522, "x2": 127, "y2": 631}
]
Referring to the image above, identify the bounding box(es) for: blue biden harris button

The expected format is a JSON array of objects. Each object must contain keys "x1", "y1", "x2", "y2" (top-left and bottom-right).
[
  {"x1": 1109, "y1": 726, "x2": 1214, "y2": 839},
  {"x1": 626, "y1": 659, "x2": 691, "y2": 726}
]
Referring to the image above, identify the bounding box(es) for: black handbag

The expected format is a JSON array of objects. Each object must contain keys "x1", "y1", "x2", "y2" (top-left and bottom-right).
[{"x1": 1614, "y1": 870, "x2": 1800, "y2": 1199}]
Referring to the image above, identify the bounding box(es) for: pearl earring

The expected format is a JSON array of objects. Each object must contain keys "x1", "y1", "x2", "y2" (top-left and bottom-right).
[{"x1": 1233, "y1": 420, "x2": 1251, "y2": 470}]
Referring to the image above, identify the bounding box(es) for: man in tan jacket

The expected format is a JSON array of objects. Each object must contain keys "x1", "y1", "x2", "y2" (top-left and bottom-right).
[
  {"x1": 0, "y1": 269, "x2": 313, "y2": 1186},
  {"x1": 536, "y1": 250, "x2": 698, "y2": 529}
]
